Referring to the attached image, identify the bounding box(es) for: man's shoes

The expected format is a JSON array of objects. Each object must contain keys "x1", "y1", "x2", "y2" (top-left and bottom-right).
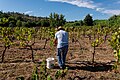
[
  {"x1": 59, "y1": 66, "x2": 63, "y2": 69},
  {"x1": 59, "y1": 65, "x2": 65, "y2": 69}
]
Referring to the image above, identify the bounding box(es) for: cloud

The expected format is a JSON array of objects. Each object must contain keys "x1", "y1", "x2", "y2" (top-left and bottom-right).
[
  {"x1": 117, "y1": 1, "x2": 120, "y2": 4},
  {"x1": 90, "y1": 14, "x2": 93, "y2": 16},
  {"x1": 96, "y1": 8, "x2": 104, "y2": 11},
  {"x1": 24, "y1": 11, "x2": 33, "y2": 14},
  {"x1": 48, "y1": 0, "x2": 97, "y2": 9},
  {"x1": 102, "y1": 10, "x2": 120, "y2": 15},
  {"x1": 48, "y1": 0, "x2": 120, "y2": 16}
]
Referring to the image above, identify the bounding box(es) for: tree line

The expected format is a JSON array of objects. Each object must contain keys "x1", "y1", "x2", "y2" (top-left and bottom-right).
[
  {"x1": 65, "y1": 14, "x2": 120, "y2": 28},
  {"x1": 0, "y1": 10, "x2": 120, "y2": 28},
  {"x1": 0, "y1": 11, "x2": 66, "y2": 27}
]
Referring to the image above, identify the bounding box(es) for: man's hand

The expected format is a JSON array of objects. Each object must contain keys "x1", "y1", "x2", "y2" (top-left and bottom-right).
[
  {"x1": 54, "y1": 39, "x2": 57, "y2": 46},
  {"x1": 54, "y1": 43, "x2": 57, "y2": 46}
]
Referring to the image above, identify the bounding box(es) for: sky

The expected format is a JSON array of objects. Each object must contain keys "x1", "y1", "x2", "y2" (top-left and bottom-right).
[{"x1": 0, "y1": 0, "x2": 120, "y2": 21}]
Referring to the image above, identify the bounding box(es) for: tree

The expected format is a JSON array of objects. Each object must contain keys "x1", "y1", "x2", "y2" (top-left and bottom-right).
[
  {"x1": 8, "y1": 16, "x2": 16, "y2": 27},
  {"x1": 9, "y1": 21, "x2": 16, "y2": 27},
  {"x1": 49, "y1": 13, "x2": 55, "y2": 27},
  {"x1": 94, "y1": 19, "x2": 108, "y2": 27},
  {"x1": 49, "y1": 13, "x2": 66, "y2": 27},
  {"x1": 84, "y1": 14, "x2": 93, "y2": 26},
  {"x1": 36, "y1": 21, "x2": 41, "y2": 26},
  {"x1": 59, "y1": 14, "x2": 66, "y2": 26},
  {"x1": 108, "y1": 15, "x2": 120, "y2": 27},
  {"x1": 41, "y1": 19, "x2": 50, "y2": 27},
  {"x1": 0, "y1": 18, "x2": 9, "y2": 27},
  {"x1": 22, "y1": 22, "x2": 27, "y2": 27},
  {"x1": 16, "y1": 20, "x2": 22, "y2": 27},
  {"x1": 79, "y1": 20, "x2": 84, "y2": 26}
]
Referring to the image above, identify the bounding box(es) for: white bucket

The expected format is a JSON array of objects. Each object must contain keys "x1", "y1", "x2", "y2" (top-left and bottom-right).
[{"x1": 46, "y1": 57, "x2": 54, "y2": 69}]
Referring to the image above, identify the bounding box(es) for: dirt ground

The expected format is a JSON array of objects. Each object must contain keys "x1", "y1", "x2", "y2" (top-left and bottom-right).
[{"x1": 0, "y1": 36, "x2": 120, "y2": 80}]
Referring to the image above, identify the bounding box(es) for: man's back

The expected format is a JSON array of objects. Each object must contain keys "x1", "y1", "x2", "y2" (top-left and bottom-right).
[{"x1": 55, "y1": 30, "x2": 68, "y2": 48}]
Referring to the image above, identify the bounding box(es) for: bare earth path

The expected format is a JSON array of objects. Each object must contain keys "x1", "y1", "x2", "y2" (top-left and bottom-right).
[{"x1": 0, "y1": 37, "x2": 120, "y2": 80}]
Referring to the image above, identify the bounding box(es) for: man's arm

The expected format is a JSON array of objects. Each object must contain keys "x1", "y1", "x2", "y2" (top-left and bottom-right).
[{"x1": 54, "y1": 38, "x2": 57, "y2": 46}]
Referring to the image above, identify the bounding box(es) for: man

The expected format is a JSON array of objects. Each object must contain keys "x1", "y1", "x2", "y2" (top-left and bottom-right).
[{"x1": 54, "y1": 26, "x2": 69, "y2": 69}]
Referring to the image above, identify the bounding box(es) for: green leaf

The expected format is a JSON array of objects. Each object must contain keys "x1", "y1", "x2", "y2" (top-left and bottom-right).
[
  {"x1": 47, "y1": 75, "x2": 53, "y2": 80},
  {"x1": 50, "y1": 40, "x2": 53, "y2": 47},
  {"x1": 28, "y1": 34, "x2": 32, "y2": 41},
  {"x1": 20, "y1": 42, "x2": 25, "y2": 46}
]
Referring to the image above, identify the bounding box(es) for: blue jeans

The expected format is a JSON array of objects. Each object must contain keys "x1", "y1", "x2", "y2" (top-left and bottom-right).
[{"x1": 57, "y1": 45, "x2": 68, "y2": 67}]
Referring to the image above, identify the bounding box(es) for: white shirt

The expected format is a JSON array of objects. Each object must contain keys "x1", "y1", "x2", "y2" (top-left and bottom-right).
[{"x1": 55, "y1": 30, "x2": 68, "y2": 48}]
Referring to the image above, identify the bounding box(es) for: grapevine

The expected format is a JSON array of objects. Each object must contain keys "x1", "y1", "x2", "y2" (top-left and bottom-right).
[{"x1": 109, "y1": 27, "x2": 120, "y2": 64}]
